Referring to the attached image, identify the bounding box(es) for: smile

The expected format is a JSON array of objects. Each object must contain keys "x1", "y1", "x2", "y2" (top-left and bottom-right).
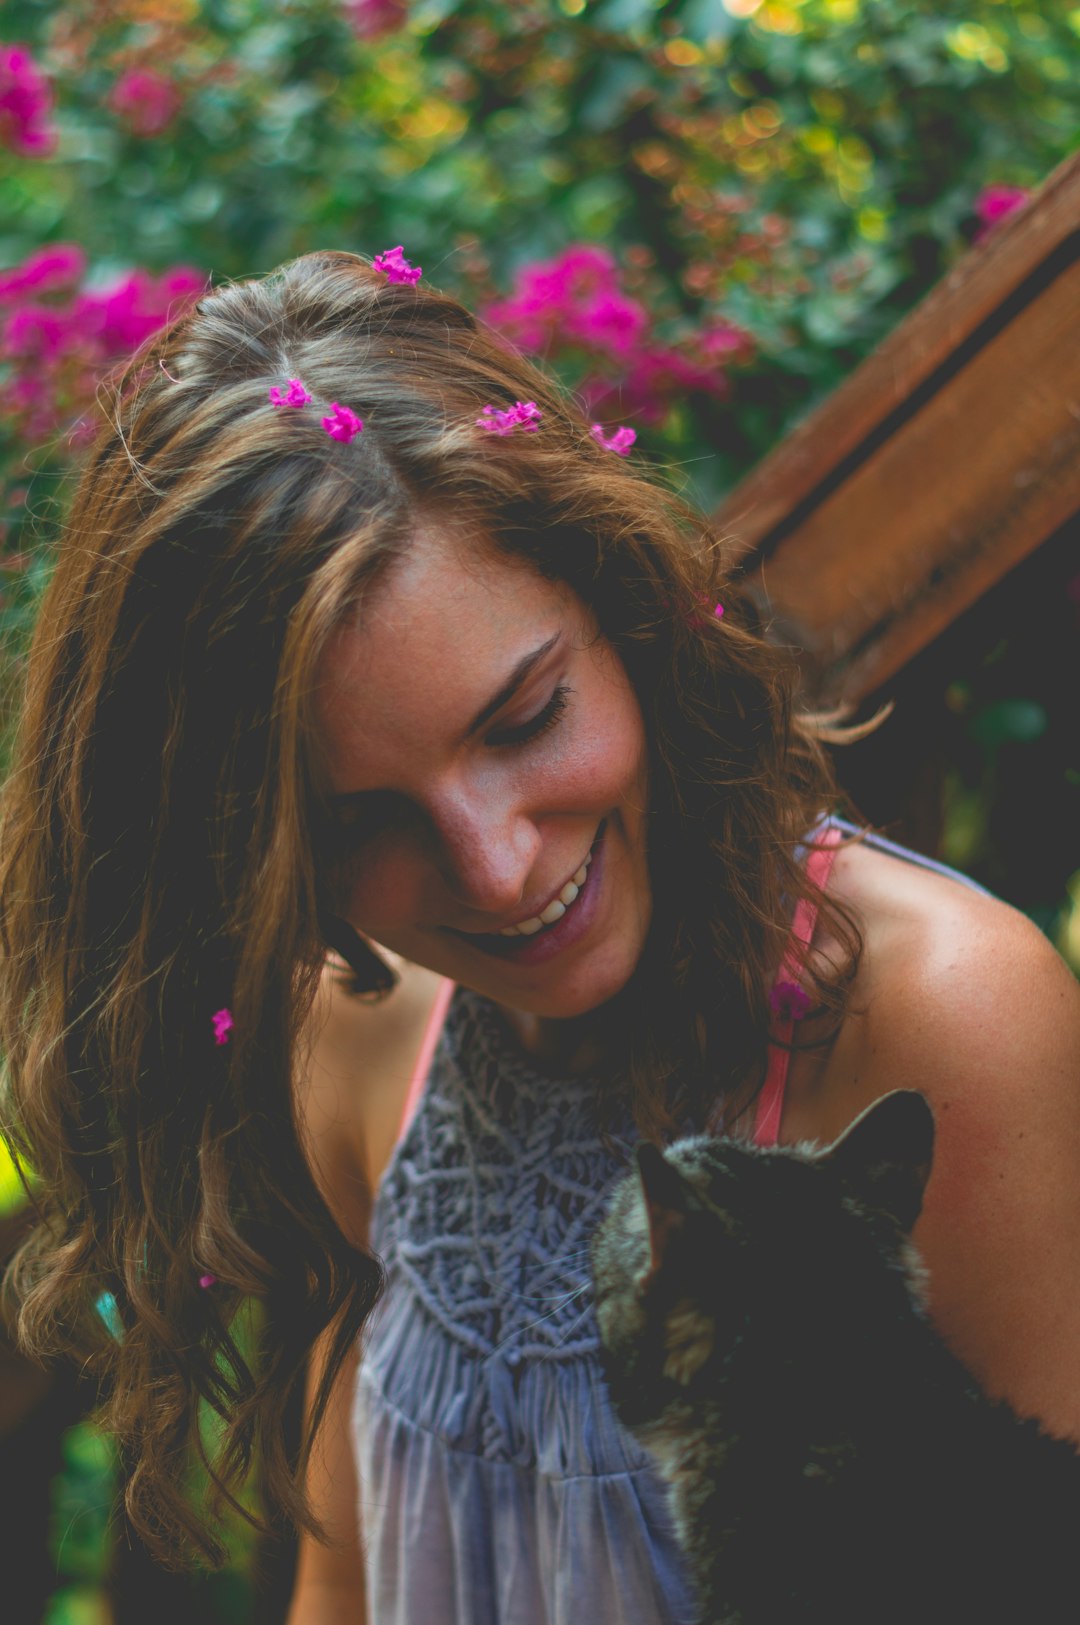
[
  {"x1": 497, "y1": 851, "x2": 593, "y2": 938},
  {"x1": 447, "y1": 821, "x2": 608, "y2": 966}
]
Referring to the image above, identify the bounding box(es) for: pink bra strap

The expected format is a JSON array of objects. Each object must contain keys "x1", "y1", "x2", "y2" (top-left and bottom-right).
[
  {"x1": 752, "y1": 829, "x2": 842, "y2": 1148},
  {"x1": 399, "y1": 976, "x2": 456, "y2": 1140}
]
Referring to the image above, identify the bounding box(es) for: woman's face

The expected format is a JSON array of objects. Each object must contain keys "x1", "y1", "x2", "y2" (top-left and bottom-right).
[{"x1": 312, "y1": 528, "x2": 651, "y2": 1022}]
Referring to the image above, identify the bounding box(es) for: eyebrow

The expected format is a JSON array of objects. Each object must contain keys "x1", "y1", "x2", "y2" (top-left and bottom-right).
[
  {"x1": 464, "y1": 632, "x2": 563, "y2": 739},
  {"x1": 324, "y1": 632, "x2": 564, "y2": 806}
]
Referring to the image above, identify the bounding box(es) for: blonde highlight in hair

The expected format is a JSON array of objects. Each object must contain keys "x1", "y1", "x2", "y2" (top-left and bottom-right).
[{"x1": 0, "y1": 250, "x2": 859, "y2": 1565}]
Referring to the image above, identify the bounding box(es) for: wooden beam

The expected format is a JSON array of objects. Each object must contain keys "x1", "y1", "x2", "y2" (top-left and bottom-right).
[{"x1": 715, "y1": 151, "x2": 1080, "y2": 708}]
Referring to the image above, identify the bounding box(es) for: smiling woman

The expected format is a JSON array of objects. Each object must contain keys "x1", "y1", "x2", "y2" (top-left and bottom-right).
[
  {"x1": 0, "y1": 250, "x2": 1077, "y2": 1622},
  {"x1": 312, "y1": 534, "x2": 651, "y2": 1025}
]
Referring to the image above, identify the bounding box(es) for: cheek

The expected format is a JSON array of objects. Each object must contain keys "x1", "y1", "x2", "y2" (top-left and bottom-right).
[{"x1": 329, "y1": 844, "x2": 422, "y2": 940}]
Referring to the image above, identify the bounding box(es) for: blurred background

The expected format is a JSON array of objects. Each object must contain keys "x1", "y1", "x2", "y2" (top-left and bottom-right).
[{"x1": 1, "y1": 0, "x2": 1078, "y2": 1619}]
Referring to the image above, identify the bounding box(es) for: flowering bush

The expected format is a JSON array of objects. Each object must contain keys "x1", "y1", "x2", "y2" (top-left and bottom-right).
[
  {"x1": 0, "y1": 246, "x2": 203, "y2": 443},
  {"x1": 483, "y1": 244, "x2": 752, "y2": 424}
]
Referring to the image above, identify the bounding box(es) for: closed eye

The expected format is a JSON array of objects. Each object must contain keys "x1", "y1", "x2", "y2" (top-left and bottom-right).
[{"x1": 488, "y1": 683, "x2": 571, "y2": 748}]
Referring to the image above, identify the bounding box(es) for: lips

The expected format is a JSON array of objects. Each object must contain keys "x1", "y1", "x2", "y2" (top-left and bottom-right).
[{"x1": 448, "y1": 821, "x2": 608, "y2": 966}]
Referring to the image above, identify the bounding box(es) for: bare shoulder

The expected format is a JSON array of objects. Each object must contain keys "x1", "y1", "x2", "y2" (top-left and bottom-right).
[
  {"x1": 819, "y1": 838, "x2": 1080, "y2": 1438},
  {"x1": 297, "y1": 954, "x2": 447, "y2": 1239},
  {"x1": 827, "y1": 836, "x2": 1080, "y2": 1101}
]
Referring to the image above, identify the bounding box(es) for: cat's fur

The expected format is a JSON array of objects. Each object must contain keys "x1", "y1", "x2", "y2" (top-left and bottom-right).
[{"x1": 591, "y1": 1090, "x2": 1080, "y2": 1624}]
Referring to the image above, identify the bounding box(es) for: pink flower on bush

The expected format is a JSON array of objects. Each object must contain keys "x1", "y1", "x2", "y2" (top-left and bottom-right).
[
  {"x1": 108, "y1": 68, "x2": 182, "y2": 137},
  {"x1": 484, "y1": 244, "x2": 751, "y2": 426},
  {"x1": 0, "y1": 45, "x2": 57, "y2": 157},
  {"x1": 485, "y1": 246, "x2": 646, "y2": 360},
  {"x1": 344, "y1": 0, "x2": 408, "y2": 41},
  {"x1": 0, "y1": 244, "x2": 85, "y2": 302},
  {"x1": 974, "y1": 185, "x2": 1030, "y2": 241},
  {"x1": 1, "y1": 251, "x2": 204, "y2": 444}
]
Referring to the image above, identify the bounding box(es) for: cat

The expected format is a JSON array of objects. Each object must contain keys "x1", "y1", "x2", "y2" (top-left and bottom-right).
[{"x1": 591, "y1": 1090, "x2": 1080, "y2": 1625}]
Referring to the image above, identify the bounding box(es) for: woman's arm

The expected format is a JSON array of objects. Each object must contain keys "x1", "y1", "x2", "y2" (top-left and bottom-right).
[
  {"x1": 286, "y1": 1332, "x2": 366, "y2": 1625},
  {"x1": 809, "y1": 848, "x2": 1080, "y2": 1442},
  {"x1": 287, "y1": 955, "x2": 445, "y2": 1622}
]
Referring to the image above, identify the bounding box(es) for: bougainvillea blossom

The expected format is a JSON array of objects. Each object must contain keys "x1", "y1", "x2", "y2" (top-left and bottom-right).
[
  {"x1": 269, "y1": 378, "x2": 312, "y2": 408},
  {"x1": 322, "y1": 403, "x2": 364, "y2": 441},
  {"x1": 372, "y1": 245, "x2": 422, "y2": 284},
  {"x1": 768, "y1": 979, "x2": 811, "y2": 1022},
  {"x1": 484, "y1": 244, "x2": 750, "y2": 425},
  {"x1": 108, "y1": 68, "x2": 182, "y2": 138},
  {"x1": 211, "y1": 1008, "x2": 234, "y2": 1046},
  {"x1": 0, "y1": 45, "x2": 57, "y2": 156},
  {"x1": 476, "y1": 401, "x2": 543, "y2": 436},
  {"x1": 590, "y1": 424, "x2": 636, "y2": 456},
  {"x1": 0, "y1": 253, "x2": 204, "y2": 443},
  {"x1": 974, "y1": 184, "x2": 1030, "y2": 241},
  {"x1": 0, "y1": 245, "x2": 86, "y2": 302},
  {"x1": 484, "y1": 245, "x2": 645, "y2": 359}
]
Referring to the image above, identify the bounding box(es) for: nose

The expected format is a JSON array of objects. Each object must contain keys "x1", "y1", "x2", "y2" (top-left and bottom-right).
[{"x1": 427, "y1": 786, "x2": 541, "y2": 922}]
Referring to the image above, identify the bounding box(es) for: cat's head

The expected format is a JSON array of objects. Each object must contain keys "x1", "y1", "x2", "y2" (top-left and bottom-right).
[{"x1": 591, "y1": 1089, "x2": 934, "y2": 1431}]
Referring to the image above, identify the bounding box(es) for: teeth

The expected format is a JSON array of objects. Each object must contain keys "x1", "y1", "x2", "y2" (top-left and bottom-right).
[{"x1": 497, "y1": 850, "x2": 592, "y2": 937}]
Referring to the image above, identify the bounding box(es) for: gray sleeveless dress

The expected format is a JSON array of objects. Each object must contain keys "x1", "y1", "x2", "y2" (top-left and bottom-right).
[
  {"x1": 353, "y1": 821, "x2": 986, "y2": 1623},
  {"x1": 354, "y1": 985, "x2": 697, "y2": 1624}
]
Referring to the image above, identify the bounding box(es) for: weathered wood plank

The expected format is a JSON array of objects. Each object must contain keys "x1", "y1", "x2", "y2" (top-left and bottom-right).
[{"x1": 715, "y1": 150, "x2": 1080, "y2": 706}]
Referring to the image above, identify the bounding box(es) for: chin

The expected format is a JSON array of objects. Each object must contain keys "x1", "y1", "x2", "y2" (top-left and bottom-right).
[{"x1": 509, "y1": 945, "x2": 644, "y2": 1022}]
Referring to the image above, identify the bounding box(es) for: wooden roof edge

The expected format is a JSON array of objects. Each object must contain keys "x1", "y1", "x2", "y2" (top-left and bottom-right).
[{"x1": 712, "y1": 149, "x2": 1080, "y2": 561}]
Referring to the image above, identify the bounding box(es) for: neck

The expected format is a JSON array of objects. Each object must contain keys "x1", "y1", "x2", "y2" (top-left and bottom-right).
[{"x1": 499, "y1": 998, "x2": 624, "y2": 1075}]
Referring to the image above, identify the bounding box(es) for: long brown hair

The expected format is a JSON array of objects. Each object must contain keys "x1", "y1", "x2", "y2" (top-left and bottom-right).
[{"x1": 0, "y1": 250, "x2": 859, "y2": 1565}]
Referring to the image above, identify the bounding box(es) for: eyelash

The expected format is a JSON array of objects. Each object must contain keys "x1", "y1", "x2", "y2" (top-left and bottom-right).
[
  {"x1": 324, "y1": 684, "x2": 573, "y2": 856},
  {"x1": 490, "y1": 683, "x2": 572, "y2": 747}
]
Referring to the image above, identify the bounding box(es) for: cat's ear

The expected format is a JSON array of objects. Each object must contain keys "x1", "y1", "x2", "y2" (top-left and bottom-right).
[
  {"x1": 822, "y1": 1090, "x2": 935, "y2": 1233},
  {"x1": 635, "y1": 1143, "x2": 697, "y2": 1278}
]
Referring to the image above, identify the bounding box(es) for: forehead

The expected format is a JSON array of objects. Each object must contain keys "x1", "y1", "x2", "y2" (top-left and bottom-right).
[{"x1": 311, "y1": 528, "x2": 579, "y2": 793}]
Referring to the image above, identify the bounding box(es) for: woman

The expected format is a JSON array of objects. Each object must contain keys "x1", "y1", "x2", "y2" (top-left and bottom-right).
[{"x1": 1, "y1": 251, "x2": 1077, "y2": 1621}]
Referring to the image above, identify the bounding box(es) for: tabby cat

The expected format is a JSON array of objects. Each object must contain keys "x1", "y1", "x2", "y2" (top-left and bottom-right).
[{"x1": 591, "y1": 1090, "x2": 1080, "y2": 1624}]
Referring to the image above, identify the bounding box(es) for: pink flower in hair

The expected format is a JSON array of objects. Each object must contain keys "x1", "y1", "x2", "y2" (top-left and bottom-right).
[
  {"x1": 372, "y1": 245, "x2": 422, "y2": 285},
  {"x1": 590, "y1": 423, "x2": 636, "y2": 457},
  {"x1": 476, "y1": 401, "x2": 542, "y2": 436},
  {"x1": 769, "y1": 980, "x2": 811, "y2": 1023},
  {"x1": 322, "y1": 402, "x2": 364, "y2": 441},
  {"x1": 211, "y1": 1008, "x2": 234, "y2": 1046},
  {"x1": 198, "y1": 1273, "x2": 217, "y2": 1290},
  {"x1": 269, "y1": 378, "x2": 312, "y2": 408}
]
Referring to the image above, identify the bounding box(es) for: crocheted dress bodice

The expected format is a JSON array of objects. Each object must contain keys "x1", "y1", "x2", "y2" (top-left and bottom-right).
[{"x1": 353, "y1": 986, "x2": 697, "y2": 1625}]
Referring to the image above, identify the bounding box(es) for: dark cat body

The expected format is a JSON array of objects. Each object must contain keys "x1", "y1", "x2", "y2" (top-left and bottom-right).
[{"x1": 591, "y1": 1091, "x2": 1080, "y2": 1625}]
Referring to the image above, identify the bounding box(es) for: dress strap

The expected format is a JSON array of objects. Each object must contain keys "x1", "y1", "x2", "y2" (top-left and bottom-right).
[
  {"x1": 399, "y1": 976, "x2": 456, "y2": 1140},
  {"x1": 752, "y1": 828, "x2": 843, "y2": 1148}
]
